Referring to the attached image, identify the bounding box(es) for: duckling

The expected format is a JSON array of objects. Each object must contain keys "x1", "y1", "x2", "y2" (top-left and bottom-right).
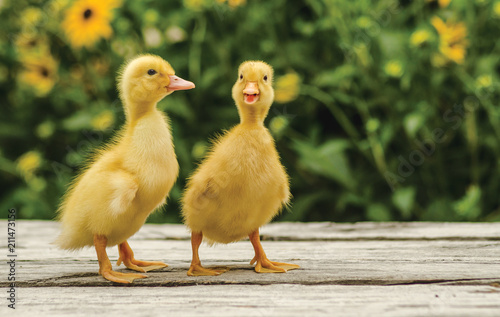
[
  {"x1": 55, "y1": 54, "x2": 195, "y2": 283},
  {"x1": 182, "y1": 61, "x2": 300, "y2": 275}
]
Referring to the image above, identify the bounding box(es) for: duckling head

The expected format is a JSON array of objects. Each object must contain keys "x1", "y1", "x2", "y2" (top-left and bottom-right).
[
  {"x1": 232, "y1": 61, "x2": 274, "y2": 124},
  {"x1": 118, "y1": 54, "x2": 194, "y2": 118}
]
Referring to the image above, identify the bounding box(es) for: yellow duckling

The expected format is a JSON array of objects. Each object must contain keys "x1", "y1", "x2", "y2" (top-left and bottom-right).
[
  {"x1": 55, "y1": 55, "x2": 195, "y2": 283},
  {"x1": 182, "y1": 61, "x2": 300, "y2": 275}
]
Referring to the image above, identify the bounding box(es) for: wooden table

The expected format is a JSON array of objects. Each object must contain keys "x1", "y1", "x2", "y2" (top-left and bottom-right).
[{"x1": 1, "y1": 220, "x2": 499, "y2": 316}]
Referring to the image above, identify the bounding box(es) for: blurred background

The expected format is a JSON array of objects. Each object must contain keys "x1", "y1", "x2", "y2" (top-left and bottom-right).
[{"x1": 1, "y1": 0, "x2": 499, "y2": 223}]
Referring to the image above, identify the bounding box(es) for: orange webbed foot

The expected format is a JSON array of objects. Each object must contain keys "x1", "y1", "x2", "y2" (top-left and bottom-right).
[
  {"x1": 94, "y1": 235, "x2": 148, "y2": 284},
  {"x1": 187, "y1": 263, "x2": 228, "y2": 276},
  {"x1": 117, "y1": 241, "x2": 168, "y2": 273},
  {"x1": 101, "y1": 269, "x2": 147, "y2": 284},
  {"x1": 250, "y1": 256, "x2": 300, "y2": 273},
  {"x1": 248, "y1": 229, "x2": 300, "y2": 273}
]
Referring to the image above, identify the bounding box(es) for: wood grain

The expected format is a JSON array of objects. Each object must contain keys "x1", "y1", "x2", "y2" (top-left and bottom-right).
[{"x1": 1, "y1": 220, "x2": 499, "y2": 316}]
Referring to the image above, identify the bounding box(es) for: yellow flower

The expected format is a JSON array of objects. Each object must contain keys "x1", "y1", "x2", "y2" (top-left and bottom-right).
[
  {"x1": 410, "y1": 29, "x2": 431, "y2": 47},
  {"x1": 15, "y1": 32, "x2": 50, "y2": 55},
  {"x1": 384, "y1": 60, "x2": 403, "y2": 78},
  {"x1": 18, "y1": 53, "x2": 58, "y2": 96},
  {"x1": 36, "y1": 121, "x2": 56, "y2": 139},
  {"x1": 143, "y1": 9, "x2": 159, "y2": 25},
  {"x1": 216, "y1": 0, "x2": 246, "y2": 7},
  {"x1": 366, "y1": 118, "x2": 380, "y2": 133},
  {"x1": 274, "y1": 72, "x2": 300, "y2": 104},
  {"x1": 192, "y1": 141, "x2": 207, "y2": 160},
  {"x1": 476, "y1": 75, "x2": 492, "y2": 88},
  {"x1": 62, "y1": 0, "x2": 121, "y2": 49},
  {"x1": 91, "y1": 110, "x2": 115, "y2": 131},
  {"x1": 228, "y1": 0, "x2": 246, "y2": 8},
  {"x1": 17, "y1": 151, "x2": 42, "y2": 179},
  {"x1": 431, "y1": 16, "x2": 468, "y2": 64},
  {"x1": 426, "y1": 0, "x2": 452, "y2": 8},
  {"x1": 494, "y1": 2, "x2": 500, "y2": 17},
  {"x1": 356, "y1": 16, "x2": 372, "y2": 29},
  {"x1": 183, "y1": 0, "x2": 207, "y2": 11},
  {"x1": 270, "y1": 116, "x2": 289, "y2": 135},
  {"x1": 22, "y1": 7, "x2": 43, "y2": 27},
  {"x1": 431, "y1": 53, "x2": 447, "y2": 67},
  {"x1": 47, "y1": 0, "x2": 71, "y2": 15},
  {"x1": 28, "y1": 176, "x2": 47, "y2": 192}
]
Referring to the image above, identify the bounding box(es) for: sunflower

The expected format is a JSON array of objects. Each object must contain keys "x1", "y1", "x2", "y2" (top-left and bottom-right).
[
  {"x1": 431, "y1": 16, "x2": 468, "y2": 65},
  {"x1": 15, "y1": 31, "x2": 50, "y2": 55},
  {"x1": 62, "y1": 0, "x2": 121, "y2": 49},
  {"x1": 18, "y1": 53, "x2": 59, "y2": 96}
]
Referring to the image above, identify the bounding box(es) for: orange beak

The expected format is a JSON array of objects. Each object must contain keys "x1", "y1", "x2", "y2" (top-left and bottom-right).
[
  {"x1": 167, "y1": 75, "x2": 195, "y2": 92},
  {"x1": 243, "y1": 81, "x2": 259, "y2": 104}
]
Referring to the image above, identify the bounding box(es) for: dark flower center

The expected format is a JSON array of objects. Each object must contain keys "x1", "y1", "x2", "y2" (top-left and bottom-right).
[
  {"x1": 83, "y1": 9, "x2": 92, "y2": 19},
  {"x1": 40, "y1": 68, "x2": 49, "y2": 78}
]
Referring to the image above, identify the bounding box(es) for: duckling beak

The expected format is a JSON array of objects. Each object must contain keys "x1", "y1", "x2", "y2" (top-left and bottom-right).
[
  {"x1": 243, "y1": 81, "x2": 260, "y2": 104},
  {"x1": 167, "y1": 75, "x2": 195, "y2": 92}
]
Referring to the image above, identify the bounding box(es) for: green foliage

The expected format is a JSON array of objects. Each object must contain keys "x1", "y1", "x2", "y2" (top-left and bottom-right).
[{"x1": 1, "y1": 0, "x2": 500, "y2": 222}]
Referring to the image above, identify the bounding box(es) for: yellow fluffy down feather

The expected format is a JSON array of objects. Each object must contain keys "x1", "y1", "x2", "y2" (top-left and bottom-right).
[
  {"x1": 182, "y1": 61, "x2": 291, "y2": 245},
  {"x1": 56, "y1": 55, "x2": 194, "y2": 250}
]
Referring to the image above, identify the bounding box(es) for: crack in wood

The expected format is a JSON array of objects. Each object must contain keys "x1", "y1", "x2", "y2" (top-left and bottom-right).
[{"x1": 5, "y1": 276, "x2": 500, "y2": 288}]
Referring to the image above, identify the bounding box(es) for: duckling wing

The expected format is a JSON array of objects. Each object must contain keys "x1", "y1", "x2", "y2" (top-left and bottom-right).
[
  {"x1": 56, "y1": 163, "x2": 140, "y2": 248},
  {"x1": 107, "y1": 169, "x2": 139, "y2": 217}
]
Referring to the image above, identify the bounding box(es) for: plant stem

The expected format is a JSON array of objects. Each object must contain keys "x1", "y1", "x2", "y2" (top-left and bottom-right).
[
  {"x1": 301, "y1": 85, "x2": 360, "y2": 141},
  {"x1": 189, "y1": 15, "x2": 206, "y2": 82},
  {"x1": 465, "y1": 110, "x2": 479, "y2": 184}
]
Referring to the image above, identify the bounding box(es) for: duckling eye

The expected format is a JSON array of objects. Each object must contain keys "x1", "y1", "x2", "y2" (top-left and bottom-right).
[
  {"x1": 263, "y1": 75, "x2": 268, "y2": 81},
  {"x1": 147, "y1": 69, "x2": 157, "y2": 76},
  {"x1": 239, "y1": 74, "x2": 243, "y2": 80}
]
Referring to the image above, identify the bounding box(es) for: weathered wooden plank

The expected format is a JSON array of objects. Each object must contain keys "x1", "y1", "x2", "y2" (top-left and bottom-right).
[
  {"x1": 9, "y1": 239, "x2": 500, "y2": 287},
  {"x1": 1, "y1": 221, "x2": 499, "y2": 287},
  {"x1": 5, "y1": 284, "x2": 500, "y2": 317},
  {"x1": 8, "y1": 220, "x2": 500, "y2": 242},
  {"x1": 1, "y1": 220, "x2": 499, "y2": 316}
]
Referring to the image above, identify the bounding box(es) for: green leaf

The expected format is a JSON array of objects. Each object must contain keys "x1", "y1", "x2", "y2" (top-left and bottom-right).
[
  {"x1": 378, "y1": 31, "x2": 406, "y2": 58},
  {"x1": 366, "y1": 203, "x2": 392, "y2": 221},
  {"x1": 392, "y1": 187, "x2": 416, "y2": 219},
  {"x1": 283, "y1": 191, "x2": 329, "y2": 221},
  {"x1": 292, "y1": 139, "x2": 355, "y2": 189},
  {"x1": 453, "y1": 185, "x2": 482, "y2": 221},
  {"x1": 403, "y1": 113, "x2": 424, "y2": 138},
  {"x1": 314, "y1": 64, "x2": 357, "y2": 88},
  {"x1": 422, "y1": 198, "x2": 456, "y2": 221},
  {"x1": 61, "y1": 112, "x2": 93, "y2": 131}
]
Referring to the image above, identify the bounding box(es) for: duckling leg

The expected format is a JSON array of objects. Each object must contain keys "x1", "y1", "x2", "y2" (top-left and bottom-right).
[
  {"x1": 249, "y1": 229, "x2": 300, "y2": 273},
  {"x1": 94, "y1": 235, "x2": 147, "y2": 283},
  {"x1": 116, "y1": 240, "x2": 168, "y2": 272},
  {"x1": 187, "y1": 232, "x2": 227, "y2": 276}
]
